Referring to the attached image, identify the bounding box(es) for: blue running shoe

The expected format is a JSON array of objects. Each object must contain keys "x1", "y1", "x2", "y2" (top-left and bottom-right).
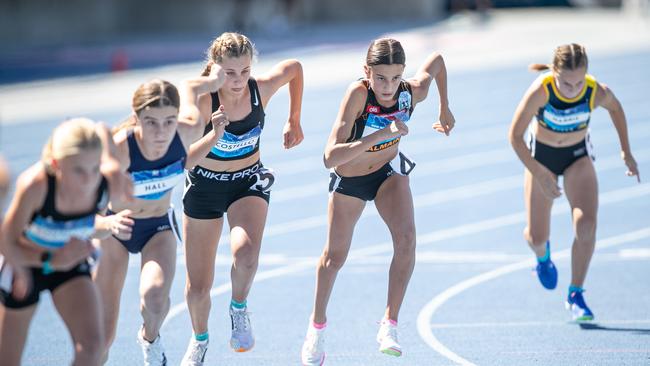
[
  {"x1": 566, "y1": 290, "x2": 594, "y2": 322},
  {"x1": 229, "y1": 306, "x2": 255, "y2": 352},
  {"x1": 535, "y1": 242, "x2": 557, "y2": 290}
]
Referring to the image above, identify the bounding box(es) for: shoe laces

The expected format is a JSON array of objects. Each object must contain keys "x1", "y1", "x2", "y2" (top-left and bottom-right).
[
  {"x1": 386, "y1": 325, "x2": 399, "y2": 342},
  {"x1": 570, "y1": 290, "x2": 588, "y2": 308},
  {"x1": 379, "y1": 321, "x2": 399, "y2": 343},
  {"x1": 186, "y1": 339, "x2": 207, "y2": 361},
  {"x1": 304, "y1": 330, "x2": 324, "y2": 353},
  {"x1": 139, "y1": 336, "x2": 165, "y2": 363},
  {"x1": 231, "y1": 308, "x2": 251, "y2": 333}
]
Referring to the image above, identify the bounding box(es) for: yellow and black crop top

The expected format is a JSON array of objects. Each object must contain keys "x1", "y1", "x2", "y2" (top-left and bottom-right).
[{"x1": 536, "y1": 72, "x2": 597, "y2": 133}]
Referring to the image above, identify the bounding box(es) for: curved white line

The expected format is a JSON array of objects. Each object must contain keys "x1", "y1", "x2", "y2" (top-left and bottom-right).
[
  {"x1": 417, "y1": 227, "x2": 650, "y2": 365},
  {"x1": 163, "y1": 183, "x2": 650, "y2": 329}
]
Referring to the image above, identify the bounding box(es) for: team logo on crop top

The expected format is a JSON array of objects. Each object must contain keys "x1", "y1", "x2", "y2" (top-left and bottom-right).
[
  {"x1": 131, "y1": 159, "x2": 185, "y2": 200},
  {"x1": 365, "y1": 91, "x2": 411, "y2": 152},
  {"x1": 540, "y1": 102, "x2": 590, "y2": 132},
  {"x1": 25, "y1": 215, "x2": 96, "y2": 248},
  {"x1": 210, "y1": 125, "x2": 262, "y2": 158}
]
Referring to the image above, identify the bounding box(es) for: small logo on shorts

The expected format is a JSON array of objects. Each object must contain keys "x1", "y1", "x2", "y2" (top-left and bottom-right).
[
  {"x1": 157, "y1": 225, "x2": 171, "y2": 232},
  {"x1": 573, "y1": 147, "x2": 585, "y2": 157}
]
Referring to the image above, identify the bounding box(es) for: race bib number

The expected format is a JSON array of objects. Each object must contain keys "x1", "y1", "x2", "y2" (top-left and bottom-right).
[
  {"x1": 249, "y1": 167, "x2": 275, "y2": 193},
  {"x1": 390, "y1": 151, "x2": 416, "y2": 176}
]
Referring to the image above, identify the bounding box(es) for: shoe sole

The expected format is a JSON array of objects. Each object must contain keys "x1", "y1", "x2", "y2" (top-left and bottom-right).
[
  {"x1": 573, "y1": 315, "x2": 594, "y2": 322},
  {"x1": 231, "y1": 341, "x2": 255, "y2": 353},
  {"x1": 232, "y1": 346, "x2": 254, "y2": 353},
  {"x1": 565, "y1": 302, "x2": 594, "y2": 322},
  {"x1": 380, "y1": 347, "x2": 402, "y2": 357},
  {"x1": 540, "y1": 282, "x2": 557, "y2": 290},
  {"x1": 302, "y1": 353, "x2": 325, "y2": 366},
  {"x1": 536, "y1": 272, "x2": 557, "y2": 290}
]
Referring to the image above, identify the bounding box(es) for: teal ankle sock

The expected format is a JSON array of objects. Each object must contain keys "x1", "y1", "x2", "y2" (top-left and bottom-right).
[
  {"x1": 568, "y1": 285, "x2": 583, "y2": 295},
  {"x1": 195, "y1": 332, "x2": 209, "y2": 342},
  {"x1": 537, "y1": 241, "x2": 551, "y2": 263},
  {"x1": 230, "y1": 299, "x2": 247, "y2": 309}
]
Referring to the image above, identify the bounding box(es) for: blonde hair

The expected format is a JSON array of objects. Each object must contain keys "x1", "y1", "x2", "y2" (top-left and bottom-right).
[
  {"x1": 42, "y1": 118, "x2": 102, "y2": 171},
  {"x1": 113, "y1": 79, "x2": 180, "y2": 134},
  {"x1": 529, "y1": 43, "x2": 588, "y2": 72},
  {"x1": 202, "y1": 32, "x2": 257, "y2": 76}
]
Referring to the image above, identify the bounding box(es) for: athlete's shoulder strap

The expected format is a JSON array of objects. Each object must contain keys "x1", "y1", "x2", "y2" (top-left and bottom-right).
[
  {"x1": 126, "y1": 129, "x2": 145, "y2": 169},
  {"x1": 40, "y1": 173, "x2": 56, "y2": 216},
  {"x1": 210, "y1": 89, "x2": 221, "y2": 113}
]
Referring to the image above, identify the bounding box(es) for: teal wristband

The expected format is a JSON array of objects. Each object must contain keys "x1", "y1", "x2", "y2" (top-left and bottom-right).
[{"x1": 41, "y1": 251, "x2": 54, "y2": 275}]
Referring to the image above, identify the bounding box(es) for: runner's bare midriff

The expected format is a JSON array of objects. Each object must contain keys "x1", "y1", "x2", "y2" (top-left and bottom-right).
[
  {"x1": 532, "y1": 122, "x2": 588, "y2": 147},
  {"x1": 110, "y1": 193, "x2": 173, "y2": 218},
  {"x1": 334, "y1": 143, "x2": 398, "y2": 177},
  {"x1": 196, "y1": 151, "x2": 261, "y2": 173}
]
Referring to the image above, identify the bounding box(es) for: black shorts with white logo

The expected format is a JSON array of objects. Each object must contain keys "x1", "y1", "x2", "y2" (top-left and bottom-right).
[
  {"x1": 528, "y1": 134, "x2": 594, "y2": 176},
  {"x1": 329, "y1": 151, "x2": 416, "y2": 201},
  {"x1": 183, "y1": 161, "x2": 274, "y2": 219},
  {"x1": 0, "y1": 259, "x2": 91, "y2": 309}
]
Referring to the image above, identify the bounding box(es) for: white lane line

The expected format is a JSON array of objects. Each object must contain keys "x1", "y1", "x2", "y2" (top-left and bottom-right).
[
  {"x1": 416, "y1": 227, "x2": 650, "y2": 366},
  {"x1": 168, "y1": 144, "x2": 649, "y2": 250},
  {"x1": 619, "y1": 248, "x2": 650, "y2": 258},
  {"x1": 163, "y1": 183, "x2": 650, "y2": 328},
  {"x1": 221, "y1": 147, "x2": 650, "y2": 244},
  {"x1": 350, "y1": 251, "x2": 529, "y2": 264},
  {"x1": 162, "y1": 259, "x2": 316, "y2": 327},
  {"x1": 269, "y1": 148, "x2": 514, "y2": 204},
  {"x1": 430, "y1": 319, "x2": 650, "y2": 329},
  {"x1": 271, "y1": 120, "x2": 650, "y2": 178},
  {"x1": 137, "y1": 247, "x2": 650, "y2": 270}
]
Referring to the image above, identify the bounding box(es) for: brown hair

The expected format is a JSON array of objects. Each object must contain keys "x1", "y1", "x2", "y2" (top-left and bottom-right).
[
  {"x1": 42, "y1": 118, "x2": 102, "y2": 171},
  {"x1": 113, "y1": 79, "x2": 180, "y2": 134},
  {"x1": 0, "y1": 157, "x2": 9, "y2": 210},
  {"x1": 201, "y1": 32, "x2": 257, "y2": 76},
  {"x1": 529, "y1": 43, "x2": 588, "y2": 72},
  {"x1": 366, "y1": 38, "x2": 406, "y2": 66}
]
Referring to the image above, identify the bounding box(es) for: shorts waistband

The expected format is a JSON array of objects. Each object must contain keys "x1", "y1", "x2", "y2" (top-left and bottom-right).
[{"x1": 191, "y1": 161, "x2": 262, "y2": 182}]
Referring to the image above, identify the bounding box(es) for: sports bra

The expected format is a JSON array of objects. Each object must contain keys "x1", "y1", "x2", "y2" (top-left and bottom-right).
[
  {"x1": 204, "y1": 78, "x2": 266, "y2": 160},
  {"x1": 25, "y1": 173, "x2": 108, "y2": 248},
  {"x1": 347, "y1": 80, "x2": 414, "y2": 152},
  {"x1": 536, "y1": 72, "x2": 597, "y2": 133},
  {"x1": 126, "y1": 129, "x2": 186, "y2": 200}
]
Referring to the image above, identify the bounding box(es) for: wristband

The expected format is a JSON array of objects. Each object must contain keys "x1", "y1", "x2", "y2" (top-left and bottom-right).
[{"x1": 41, "y1": 251, "x2": 54, "y2": 275}]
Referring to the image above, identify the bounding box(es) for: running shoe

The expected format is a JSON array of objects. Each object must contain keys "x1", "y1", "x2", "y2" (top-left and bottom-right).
[
  {"x1": 376, "y1": 319, "x2": 402, "y2": 357},
  {"x1": 566, "y1": 289, "x2": 594, "y2": 322},
  {"x1": 180, "y1": 338, "x2": 208, "y2": 366},
  {"x1": 230, "y1": 305, "x2": 255, "y2": 352},
  {"x1": 301, "y1": 325, "x2": 326, "y2": 366},
  {"x1": 536, "y1": 241, "x2": 558, "y2": 290},
  {"x1": 136, "y1": 328, "x2": 167, "y2": 366}
]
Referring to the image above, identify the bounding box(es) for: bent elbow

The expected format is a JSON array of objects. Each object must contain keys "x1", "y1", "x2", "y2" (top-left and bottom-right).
[{"x1": 323, "y1": 154, "x2": 334, "y2": 169}]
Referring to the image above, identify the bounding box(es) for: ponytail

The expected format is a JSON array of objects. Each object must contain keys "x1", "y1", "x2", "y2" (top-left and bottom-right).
[
  {"x1": 201, "y1": 62, "x2": 212, "y2": 77},
  {"x1": 112, "y1": 114, "x2": 137, "y2": 135},
  {"x1": 531, "y1": 43, "x2": 588, "y2": 73},
  {"x1": 528, "y1": 63, "x2": 551, "y2": 72}
]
